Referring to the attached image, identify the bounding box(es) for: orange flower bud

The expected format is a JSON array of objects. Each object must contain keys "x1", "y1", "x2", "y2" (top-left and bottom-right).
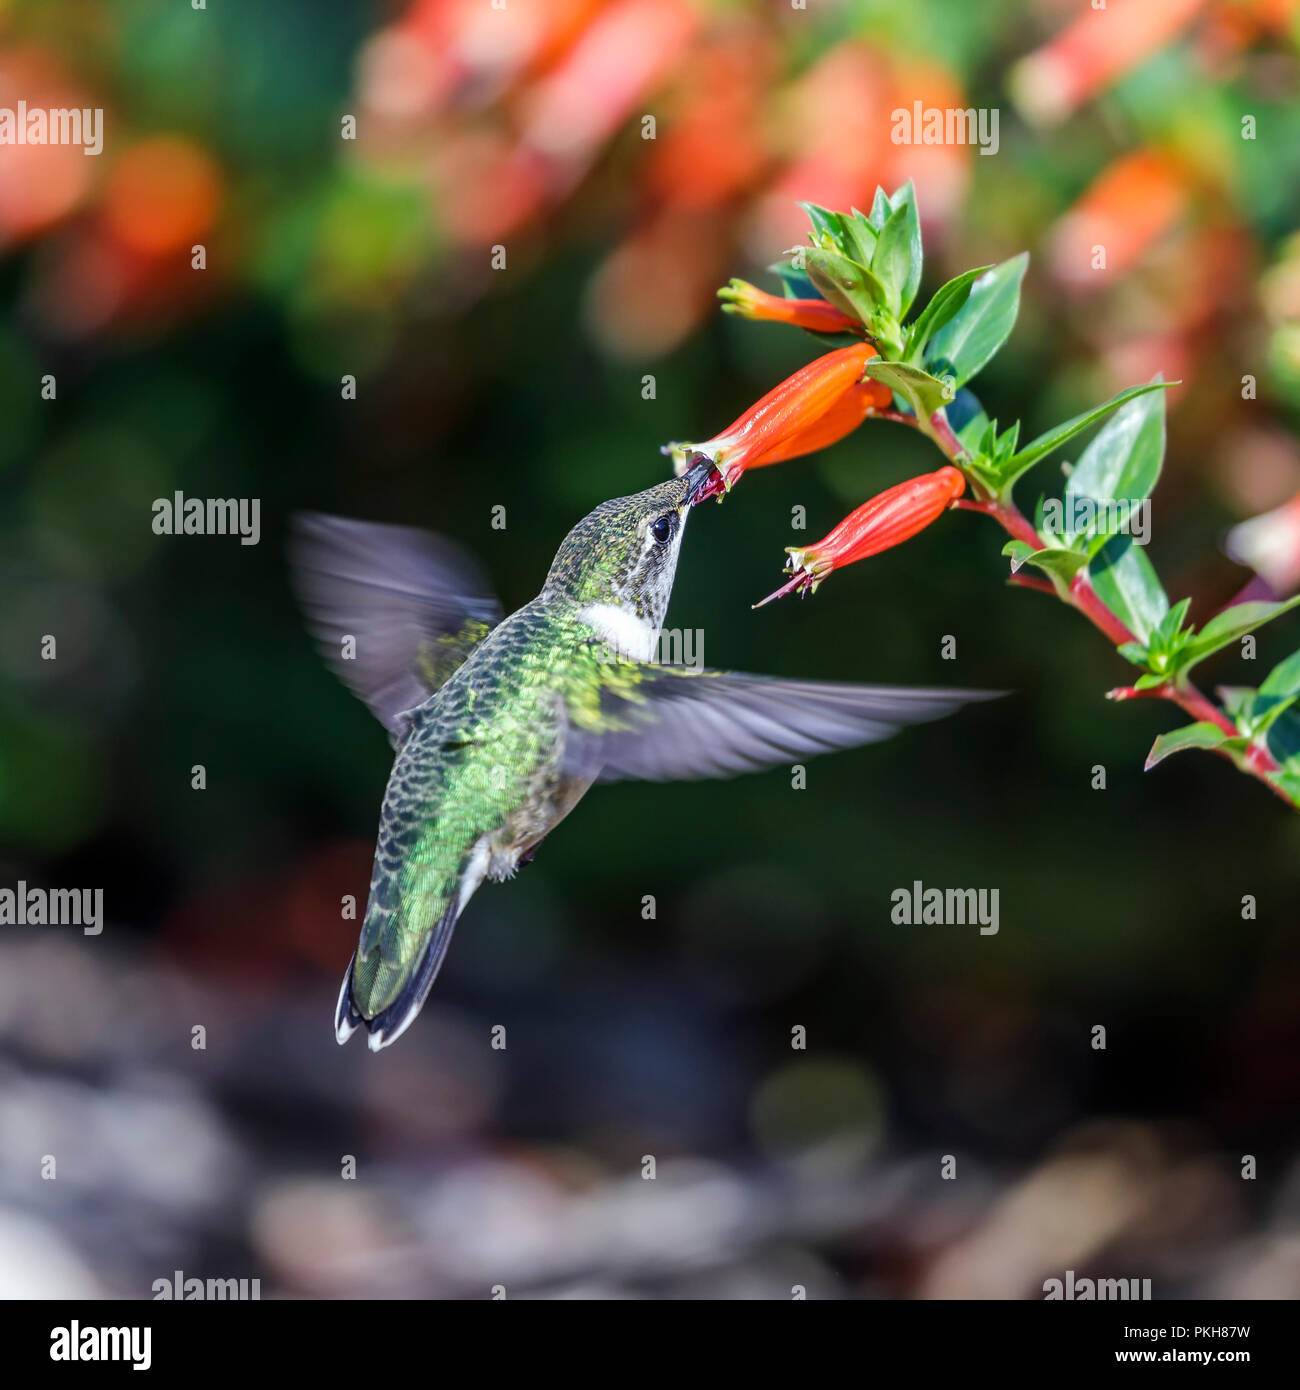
[
  {"x1": 717, "y1": 278, "x2": 858, "y2": 334},
  {"x1": 755, "y1": 465, "x2": 966, "y2": 605}
]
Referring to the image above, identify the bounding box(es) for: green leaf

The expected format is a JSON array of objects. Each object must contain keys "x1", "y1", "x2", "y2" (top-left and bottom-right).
[
  {"x1": 1003, "y1": 544, "x2": 1088, "y2": 583},
  {"x1": 861, "y1": 360, "x2": 954, "y2": 421},
  {"x1": 1029, "y1": 548, "x2": 1089, "y2": 582},
  {"x1": 1260, "y1": 646, "x2": 1300, "y2": 697},
  {"x1": 1151, "y1": 597, "x2": 1192, "y2": 651},
  {"x1": 804, "y1": 247, "x2": 888, "y2": 329},
  {"x1": 890, "y1": 182, "x2": 923, "y2": 316},
  {"x1": 1175, "y1": 597, "x2": 1300, "y2": 675},
  {"x1": 957, "y1": 406, "x2": 993, "y2": 457},
  {"x1": 1002, "y1": 540, "x2": 1034, "y2": 569},
  {"x1": 998, "y1": 381, "x2": 1173, "y2": 491},
  {"x1": 923, "y1": 253, "x2": 1027, "y2": 389},
  {"x1": 1130, "y1": 596, "x2": 1196, "y2": 674},
  {"x1": 871, "y1": 202, "x2": 912, "y2": 318},
  {"x1": 905, "y1": 266, "x2": 989, "y2": 362},
  {"x1": 995, "y1": 419, "x2": 1021, "y2": 461},
  {"x1": 1220, "y1": 685, "x2": 1299, "y2": 737},
  {"x1": 1088, "y1": 534, "x2": 1169, "y2": 644},
  {"x1": 1117, "y1": 641, "x2": 1151, "y2": 667},
  {"x1": 1062, "y1": 378, "x2": 1165, "y2": 549},
  {"x1": 868, "y1": 186, "x2": 892, "y2": 230},
  {"x1": 1218, "y1": 686, "x2": 1255, "y2": 722},
  {"x1": 800, "y1": 202, "x2": 845, "y2": 247},
  {"x1": 1267, "y1": 707, "x2": 1300, "y2": 772},
  {"x1": 1145, "y1": 722, "x2": 1230, "y2": 769},
  {"x1": 770, "y1": 259, "x2": 818, "y2": 300},
  {"x1": 1217, "y1": 687, "x2": 1300, "y2": 770},
  {"x1": 839, "y1": 208, "x2": 879, "y2": 268}
]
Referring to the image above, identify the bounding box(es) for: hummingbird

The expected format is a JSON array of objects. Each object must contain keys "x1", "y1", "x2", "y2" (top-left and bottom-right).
[{"x1": 291, "y1": 459, "x2": 993, "y2": 1051}]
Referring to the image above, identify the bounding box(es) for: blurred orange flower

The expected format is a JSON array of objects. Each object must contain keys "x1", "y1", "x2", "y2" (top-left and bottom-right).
[
  {"x1": 1012, "y1": 0, "x2": 1209, "y2": 126},
  {"x1": 103, "y1": 137, "x2": 222, "y2": 258}
]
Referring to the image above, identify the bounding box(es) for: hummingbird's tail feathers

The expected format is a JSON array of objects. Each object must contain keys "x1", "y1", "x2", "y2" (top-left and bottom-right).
[
  {"x1": 567, "y1": 663, "x2": 1006, "y2": 782},
  {"x1": 334, "y1": 952, "x2": 362, "y2": 1044},
  {"x1": 337, "y1": 835, "x2": 492, "y2": 1050},
  {"x1": 363, "y1": 898, "x2": 462, "y2": 1051},
  {"x1": 289, "y1": 511, "x2": 502, "y2": 740},
  {"x1": 334, "y1": 896, "x2": 465, "y2": 1051}
]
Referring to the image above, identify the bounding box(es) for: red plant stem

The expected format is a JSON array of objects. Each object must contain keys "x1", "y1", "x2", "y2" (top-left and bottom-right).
[
  {"x1": 915, "y1": 409, "x2": 1292, "y2": 802},
  {"x1": 1173, "y1": 686, "x2": 1284, "y2": 787},
  {"x1": 1174, "y1": 682, "x2": 1239, "y2": 738},
  {"x1": 1110, "y1": 684, "x2": 1288, "y2": 800},
  {"x1": 952, "y1": 496, "x2": 1040, "y2": 548},
  {"x1": 1009, "y1": 573, "x2": 1056, "y2": 595},
  {"x1": 1250, "y1": 748, "x2": 1288, "y2": 789},
  {"x1": 1106, "y1": 686, "x2": 1162, "y2": 702},
  {"x1": 928, "y1": 409, "x2": 969, "y2": 461},
  {"x1": 1068, "y1": 571, "x2": 1136, "y2": 646}
]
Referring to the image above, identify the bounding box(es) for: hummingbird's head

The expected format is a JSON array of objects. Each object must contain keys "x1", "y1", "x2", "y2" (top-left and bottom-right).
[{"x1": 544, "y1": 458, "x2": 719, "y2": 630}]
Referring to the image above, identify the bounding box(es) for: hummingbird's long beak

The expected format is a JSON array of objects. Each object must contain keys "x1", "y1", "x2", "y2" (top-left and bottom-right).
[{"x1": 683, "y1": 456, "x2": 725, "y2": 506}]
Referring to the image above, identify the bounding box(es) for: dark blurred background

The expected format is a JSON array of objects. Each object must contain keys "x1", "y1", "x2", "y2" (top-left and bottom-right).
[{"x1": 1, "y1": 0, "x2": 1300, "y2": 1299}]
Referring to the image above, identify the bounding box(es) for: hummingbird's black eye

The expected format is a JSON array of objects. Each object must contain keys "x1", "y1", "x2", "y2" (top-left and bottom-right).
[{"x1": 651, "y1": 515, "x2": 673, "y2": 545}]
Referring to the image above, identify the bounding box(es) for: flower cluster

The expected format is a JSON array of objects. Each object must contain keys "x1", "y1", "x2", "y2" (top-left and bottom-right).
[{"x1": 671, "y1": 190, "x2": 1300, "y2": 810}]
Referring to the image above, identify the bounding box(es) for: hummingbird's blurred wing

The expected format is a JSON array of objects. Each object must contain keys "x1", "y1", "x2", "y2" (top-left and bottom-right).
[
  {"x1": 568, "y1": 664, "x2": 1002, "y2": 782},
  {"x1": 289, "y1": 512, "x2": 502, "y2": 738}
]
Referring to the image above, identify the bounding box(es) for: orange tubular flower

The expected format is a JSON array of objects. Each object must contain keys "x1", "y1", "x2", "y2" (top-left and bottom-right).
[
  {"x1": 717, "y1": 278, "x2": 858, "y2": 334},
  {"x1": 746, "y1": 380, "x2": 892, "y2": 468},
  {"x1": 755, "y1": 465, "x2": 966, "y2": 606},
  {"x1": 665, "y1": 343, "x2": 881, "y2": 488}
]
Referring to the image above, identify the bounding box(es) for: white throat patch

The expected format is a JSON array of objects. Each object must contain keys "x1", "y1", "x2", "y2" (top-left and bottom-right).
[{"x1": 579, "y1": 603, "x2": 657, "y2": 661}]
